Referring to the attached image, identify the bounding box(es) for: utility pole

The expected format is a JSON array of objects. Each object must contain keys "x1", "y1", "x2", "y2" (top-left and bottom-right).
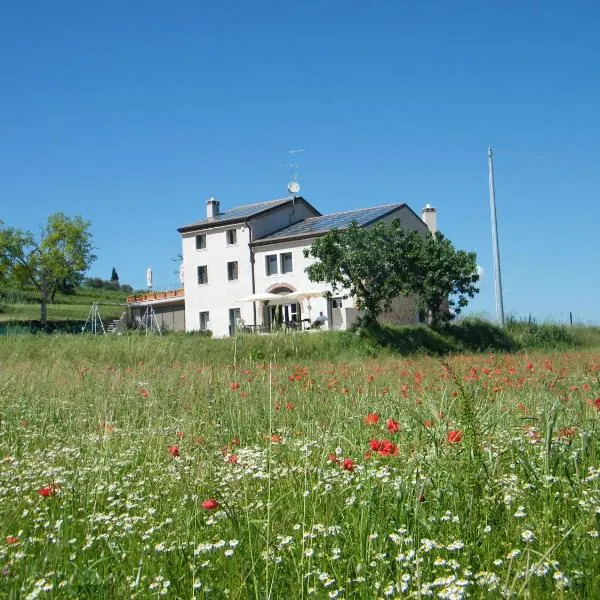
[{"x1": 488, "y1": 147, "x2": 505, "y2": 328}]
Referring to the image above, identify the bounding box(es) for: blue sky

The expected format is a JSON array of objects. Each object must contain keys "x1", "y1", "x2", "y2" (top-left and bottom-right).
[{"x1": 1, "y1": 1, "x2": 599, "y2": 323}]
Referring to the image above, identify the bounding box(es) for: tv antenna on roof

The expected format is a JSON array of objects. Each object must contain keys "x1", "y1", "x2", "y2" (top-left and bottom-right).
[{"x1": 284, "y1": 148, "x2": 304, "y2": 196}]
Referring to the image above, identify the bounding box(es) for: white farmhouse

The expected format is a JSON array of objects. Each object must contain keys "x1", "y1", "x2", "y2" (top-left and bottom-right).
[{"x1": 175, "y1": 196, "x2": 437, "y2": 337}]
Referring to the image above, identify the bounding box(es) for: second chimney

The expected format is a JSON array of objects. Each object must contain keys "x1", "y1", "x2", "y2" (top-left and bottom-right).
[
  {"x1": 421, "y1": 203, "x2": 437, "y2": 234},
  {"x1": 206, "y1": 197, "x2": 220, "y2": 219}
]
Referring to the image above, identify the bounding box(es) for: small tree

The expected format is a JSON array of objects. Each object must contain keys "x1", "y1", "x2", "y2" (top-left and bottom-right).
[
  {"x1": 110, "y1": 267, "x2": 119, "y2": 283},
  {"x1": 0, "y1": 214, "x2": 96, "y2": 326},
  {"x1": 304, "y1": 220, "x2": 412, "y2": 329},
  {"x1": 401, "y1": 230, "x2": 479, "y2": 327}
]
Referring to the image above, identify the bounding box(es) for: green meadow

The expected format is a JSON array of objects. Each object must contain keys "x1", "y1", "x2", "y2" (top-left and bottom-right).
[{"x1": 1, "y1": 333, "x2": 599, "y2": 598}]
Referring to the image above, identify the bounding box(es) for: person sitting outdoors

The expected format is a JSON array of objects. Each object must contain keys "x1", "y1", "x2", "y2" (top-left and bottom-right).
[{"x1": 311, "y1": 312, "x2": 328, "y2": 329}]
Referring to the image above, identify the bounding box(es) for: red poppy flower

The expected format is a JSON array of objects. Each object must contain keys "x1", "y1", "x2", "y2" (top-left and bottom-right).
[
  {"x1": 594, "y1": 398, "x2": 600, "y2": 411},
  {"x1": 368, "y1": 439, "x2": 398, "y2": 456},
  {"x1": 342, "y1": 458, "x2": 355, "y2": 471},
  {"x1": 286, "y1": 402, "x2": 295, "y2": 411},
  {"x1": 364, "y1": 413, "x2": 379, "y2": 426},
  {"x1": 201, "y1": 499, "x2": 219, "y2": 510},
  {"x1": 447, "y1": 430, "x2": 463, "y2": 444},
  {"x1": 140, "y1": 388, "x2": 150, "y2": 398},
  {"x1": 167, "y1": 444, "x2": 180, "y2": 458},
  {"x1": 386, "y1": 418, "x2": 400, "y2": 434},
  {"x1": 230, "y1": 382, "x2": 240, "y2": 390},
  {"x1": 328, "y1": 453, "x2": 339, "y2": 464},
  {"x1": 559, "y1": 427, "x2": 576, "y2": 439},
  {"x1": 5, "y1": 536, "x2": 18, "y2": 544},
  {"x1": 228, "y1": 454, "x2": 239, "y2": 464},
  {"x1": 377, "y1": 440, "x2": 398, "y2": 457},
  {"x1": 270, "y1": 434, "x2": 282, "y2": 444},
  {"x1": 38, "y1": 486, "x2": 55, "y2": 497}
]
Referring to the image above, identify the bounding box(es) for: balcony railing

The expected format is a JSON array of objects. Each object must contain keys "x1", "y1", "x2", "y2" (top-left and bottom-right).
[{"x1": 126, "y1": 288, "x2": 184, "y2": 304}]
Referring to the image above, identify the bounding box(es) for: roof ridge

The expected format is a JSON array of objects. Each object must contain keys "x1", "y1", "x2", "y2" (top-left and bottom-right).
[
  {"x1": 221, "y1": 197, "x2": 292, "y2": 213},
  {"x1": 307, "y1": 203, "x2": 402, "y2": 219}
]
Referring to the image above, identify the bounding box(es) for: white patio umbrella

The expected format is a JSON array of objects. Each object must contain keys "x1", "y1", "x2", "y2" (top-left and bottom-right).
[
  {"x1": 237, "y1": 291, "x2": 292, "y2": 331},
  {"x1": 237, "y1": 292, "x2": 290, "y2": 304},
  {"x1": 285, "y1": 290, "x2": 327, "y2": 301},
  {"x1": 285, "y1": 290, "x2": 327, "y2": 321}
]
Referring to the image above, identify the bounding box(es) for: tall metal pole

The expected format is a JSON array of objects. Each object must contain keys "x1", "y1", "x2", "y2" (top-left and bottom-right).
[{"x1": 488, "y1": 146, "x2": 505, "y2": 328}]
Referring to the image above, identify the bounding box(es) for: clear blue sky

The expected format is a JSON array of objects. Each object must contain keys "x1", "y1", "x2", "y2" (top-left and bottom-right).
[{"x1": 2, "y1": 1, "x2": 599, "y2": 323}]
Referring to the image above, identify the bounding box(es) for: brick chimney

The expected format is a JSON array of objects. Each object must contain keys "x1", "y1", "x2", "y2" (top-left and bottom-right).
[
  {"x1": 206, "y1": 197, "x2": 220, "y2": 219},
  {"x1": 421, "y1": 203, "x2": 437, "y2": 234}
]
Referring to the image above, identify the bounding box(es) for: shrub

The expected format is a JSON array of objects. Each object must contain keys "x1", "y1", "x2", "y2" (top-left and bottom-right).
[{"x1": 0, "y1": 287, "x2": 39, "y2": 304}]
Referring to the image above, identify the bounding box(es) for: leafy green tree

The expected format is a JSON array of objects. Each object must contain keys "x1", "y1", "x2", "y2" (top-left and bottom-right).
[
  {"x1": 0, "y1": 214, "x2": 96, "y2": 326},
  {"x1": 403, "y1": 230, "x2": 480, "y2": 327},
  {"x1": 110, "y1": 267, "x2": 119, "y2": 283},
  {"x1": 304, "y1": 219, "x2": 479, "y2": 330},
  {"x1": 304, "y1": 220, "x2": 413, "y2": 329}
]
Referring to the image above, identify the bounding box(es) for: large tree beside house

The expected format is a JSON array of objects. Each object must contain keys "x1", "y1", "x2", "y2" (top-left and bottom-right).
[
  {"x1": 0, "y1": 214, "x2": 96, "y2": 326},
  {"x1": 304, "y1": 219, "x2": 479, "y2": 329}
]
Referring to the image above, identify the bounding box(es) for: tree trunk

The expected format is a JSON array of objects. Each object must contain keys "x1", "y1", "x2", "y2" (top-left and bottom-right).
[
  {"x1": 40, "y1": 296, "x2": 48, "y2": 327},
  {"x1": 361, "y1": 299, "x2": 380, "y2": 331}
]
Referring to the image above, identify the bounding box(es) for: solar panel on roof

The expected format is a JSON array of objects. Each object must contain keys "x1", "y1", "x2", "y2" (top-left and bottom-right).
[
  {"x1": 256, "y1": 204, "x2": 402, "y2": 242},
  {"x1": 179, "y1": 198, "x2": 293, "y2": 230}
]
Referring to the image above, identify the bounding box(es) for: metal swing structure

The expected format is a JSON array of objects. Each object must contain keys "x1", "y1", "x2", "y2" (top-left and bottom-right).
[
  {"x1": 81, "y1": 267, "x2": 166, "y2": 336},
  {"x1": 139, "y1": 303, "x2": 162, "y2": 335},
  {"x1": 81, "y1": 302, "x2": 107, "y2": 335}
]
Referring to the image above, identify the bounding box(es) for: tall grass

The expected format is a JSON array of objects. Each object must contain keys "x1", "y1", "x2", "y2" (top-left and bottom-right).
[{"x1": 1, "y1": 336, "x2": 599, "y2": 598}]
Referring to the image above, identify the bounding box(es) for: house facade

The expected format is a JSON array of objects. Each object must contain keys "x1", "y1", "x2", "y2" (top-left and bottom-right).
[{"x1": 177, "y1": 196, "x2": 436, "y2": 337}]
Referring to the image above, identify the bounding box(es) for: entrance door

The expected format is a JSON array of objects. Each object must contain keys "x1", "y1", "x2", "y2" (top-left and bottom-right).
[
  {"x1": 330, "y1": 297, "x2": 343, "y2": 330},
  {"x1": 229, "y1": 308, "x2": 241, "y2": 336}
]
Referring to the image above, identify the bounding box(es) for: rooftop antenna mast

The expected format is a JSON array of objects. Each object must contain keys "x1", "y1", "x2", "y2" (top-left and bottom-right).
[{"x1": 285, "y1": 148, "x2": 304, "y2": 197}]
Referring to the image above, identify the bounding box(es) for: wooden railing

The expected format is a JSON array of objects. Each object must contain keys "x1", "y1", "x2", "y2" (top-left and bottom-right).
[{"x1": 126, "y1": 288, "x2": 184, "y2": 303}]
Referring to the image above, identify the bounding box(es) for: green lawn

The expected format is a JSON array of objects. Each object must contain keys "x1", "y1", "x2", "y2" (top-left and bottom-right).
[
  {"x1": 0, "y1": 286, "x2": 129, "y2": 322},
  {"x1": 0, "y1": 302, "x2": 124, "y2": 322}
]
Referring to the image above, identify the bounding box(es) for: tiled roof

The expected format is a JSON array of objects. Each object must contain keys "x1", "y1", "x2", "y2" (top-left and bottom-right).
[
  {"x1": 178, "y1": 197, "x2": 299, "y2": 232},
  {"x1": 254, "y1": 203, "x2": 404, "y2": 243}
]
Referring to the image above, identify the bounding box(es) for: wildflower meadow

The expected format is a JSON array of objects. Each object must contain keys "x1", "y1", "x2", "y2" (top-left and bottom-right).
[{"x1": 0, "y1": 334, "x2": 599, "y2": 598}]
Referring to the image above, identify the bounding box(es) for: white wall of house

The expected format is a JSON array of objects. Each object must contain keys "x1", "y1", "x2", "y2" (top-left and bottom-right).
[
  {"x1": 180, "y1": 201, "x2": 318, "y2": 337},
  {"x1": 182, "y1": 224, "x2": 255, "y2": 337},
  {"x1": 253, "y1": 238, "x2": 334, "y2": 326},
  {"x1": 181, "y1": 202, "x2": 430, "y2": 336}
]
